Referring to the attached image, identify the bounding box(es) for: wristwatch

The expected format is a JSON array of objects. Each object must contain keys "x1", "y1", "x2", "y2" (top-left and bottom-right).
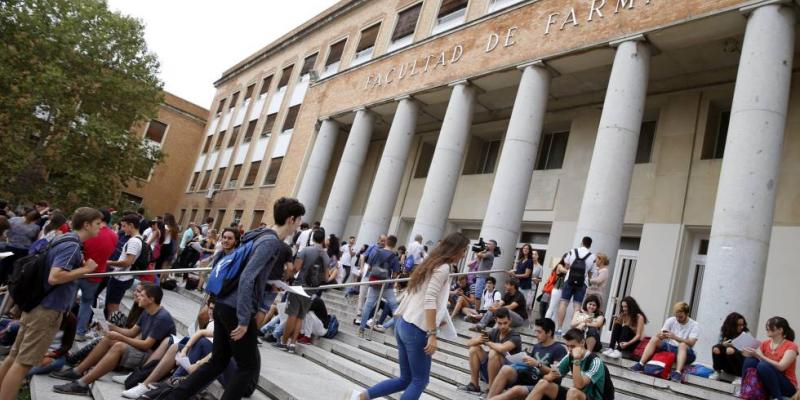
[{"x1": 426, "y1": 329, "x2": 437, "y2": 337}]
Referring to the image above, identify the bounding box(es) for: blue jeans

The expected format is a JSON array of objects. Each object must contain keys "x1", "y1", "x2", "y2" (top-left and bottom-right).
[
  {"x1": 77, "y1": 280, "x2": 99, "y2": 335},
  {"x1": 742, "y1": 357, "x2": 797, "y2": 398},
  {"x1": 658, "y1": 341, "x2": 697, "y2": 365},
  {"x1": 173, "y1": 337, "x2": 214, "y2": 378},
  {"x1": 366, "y1": 318, "x2": 431, "y2": 400},
  {"x1": 360, "y1": 285, "x2": 398, "y2": 332},
  {"x1": 26, "y1": 356, "x2": 66, "y2": 378},
  {"x1": 474, "y1": 277, "x2": 487, "y2": 308}
]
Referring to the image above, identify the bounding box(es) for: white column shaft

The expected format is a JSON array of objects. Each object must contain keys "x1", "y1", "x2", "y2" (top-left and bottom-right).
[
  {"x1": 296, "y1": 119, "x2": 339, "y2": 221},
  {"x1": 320, "y1": 109, "x2": 375, "y2": 237}
]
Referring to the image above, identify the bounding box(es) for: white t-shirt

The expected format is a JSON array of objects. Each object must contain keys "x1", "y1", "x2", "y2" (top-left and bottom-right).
[
  {"x1": 114, "y1": 235, "x2": 143, "y2": 282},
  {"x1": 407, "y1": 241, "x2": 425, "y2": 265},
  {"x1": 564, "y1": 247, "x2": 597, "y2": 286},
  {"x1": 480, "y1": 288, "x2": 502, "y2": 311},
  {"x1": 661, "y1": 316, "x2": 700, "y2": 347},
  {"x1": 295, "y1": 229, "x2": 312, "y2": 252},
  {"x1": 340, "y1": 243, "x2": 354, "y2": 267},
  {"x1": 206, "y1": 320, "x2": 215, "y2": 343}
]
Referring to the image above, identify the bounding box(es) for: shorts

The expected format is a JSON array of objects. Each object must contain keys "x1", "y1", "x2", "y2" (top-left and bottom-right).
[
  {"x1": 554, "y1": 386, "x2": 570, "y2": 400},
  {"x1": 260, "y1": 291, "x2": 278, "y2": 313},
  {"x1": 119, "y1": 345, "x2": 151, "y2": 370},
  {"x1": 511, "y1": 364, "x2": 540, "y2": 386},
  {"x1": 479, "y1": 354, "x2": 510, "y2": 382},
  {"x1": 560, "y1": 283, "x2": 586, "y2": 304},
  {"x1": 9, "y1": 306, "x2": 63, "y2": 366},
  {"x1": 107, "y1": 278, "x2": 134, "y2": 305},
  {"x1": 659, "y1": 341, "x2": 696, "y2": 364},
  {"x1": 286, "y1": 293, "x2": 312, "y2": 318}
]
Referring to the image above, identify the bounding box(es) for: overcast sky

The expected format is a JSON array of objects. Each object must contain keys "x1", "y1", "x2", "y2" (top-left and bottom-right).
[{"x1": 107, "y1": 0, "x2": 340, "y2": 109}]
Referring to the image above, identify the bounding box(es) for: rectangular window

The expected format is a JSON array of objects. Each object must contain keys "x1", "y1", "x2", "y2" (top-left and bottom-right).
[
  {"x1": 250, "y1": 210, "x2": 265, "y2": 230},
  {"x1": 244, "y1": 161, "x2": 261, "y2": 186},
  {"x1": 438, "y1": 0, "x2": 468, "y2": 17},
  {"x1": 278, "y1": 65, "x2": 294, "y2": 89},
  {"x1": 189, "y1": 209, "x2": 198, "y2": 224},
  {"x1": 282, "y1": 106, "x2": 300, "y2": 132},
  {"x1": 535, "y1": 131, "x2": 569, "y2": 170},
  {"x1": 357, "y1": 24, "x2": 380, "y2": 53},
  {"x1": 701, "y1": 105, "x2": 731, "y2": 160},
  {"x1": 214, "y1": 167, "x2": 226, "y2": 189},
  {"x1": 202, "y1": 209, "x2": 210, "y2": 223},
  {"x1": 259, "y1": 75, "x2": 273, "y2": 96},
  {"x1": 635, "y1": 120, "x2": 657, "y2": 164},
  {"x1": 262, "y1": 113, "x2": 277, "y2": 137},
  {"x1": 244, "y1": 84, "x2": 255, "y2": 101},
  {"x1": 228, "y1": 125, "x2": 240, "y2": 148},
  {"x1": 243, "y1": 120, "x2": 258, "y2": 142},
  {"x1": 202, "y1": 136, "x2": 213, "y2": 154},
  {"x1": 479, "y1": 140, "x2": 501, "y2": 174},
  {"x1": 392, "y1": 3, "x2": 422, "y2": 41},
  {"x1": 228, "y1": 164, "x2": 242, "y2": 188},
  {"x1": 229, "y1": 92, "x2": 239, "y2": 109},
  {"x1": 215, "y1": 131, "x2": 226, "y2": 150},
  {"x1": 189, "y1": 171, "x2": 200, "y2": 191},
  {"x1": 300, "y1": 53, "x2": 318, "y2": 76},
  {"x1": 216, "y1": 98, "x2": 226, "y2": 115},
  {"x1": 200, "y1": 170, "x2": 212, "y2": 190},
  {"x1": 179, "y1": 209, "x2": 187, "y2": 226},
  {"x1": 145, "y1": 120, "x2": 167, "y2": 143},
  {"x1": 232, "y1": 209, "x2": 244, "y2": 226},
  {"x1": 264, "y1": 157, "x2": 283, "y2": 185},
  {"x1": 326, "y1": 39, "x2": 346, "y2": 67},
  {"x1": 414, "y1": 142, "x2": 436, "y2": 178},
  {"x1": 214, "y1": 210, "x2": 226, "y2": 231}
]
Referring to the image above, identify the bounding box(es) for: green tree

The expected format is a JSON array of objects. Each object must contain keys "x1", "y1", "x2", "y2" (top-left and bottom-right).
[{"x1": 0, "y1": 0, "x2": 163, "y2": 210}]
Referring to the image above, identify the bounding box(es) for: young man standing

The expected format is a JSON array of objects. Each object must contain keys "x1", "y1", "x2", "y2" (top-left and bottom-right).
[
  {"x1": 0, "y1": 207, "x2": 101, "y2": 400},
  {"x1": 51, "y1": 283, "x2": 176, "y2": 395},
  {"x1": 105, "y1": 214, "x2": 144, "y2": 315},
  {"x1": 474, "y1": 239, "x2": 498, "y2": 307},
  {"x1": 76, "y1": 208, "x2": 118, "y2": 341},
  {"x1": 488, "y1": 318, "x2": 568, "y2": 400},
  {"x1": 555, "y1": 237, "x2": 597, "y2": 336},
  {"x1": 459, "y1": 308, "x2": 523, "y2": 393},
  {"x1": 406, "y1": 234, "x2": 426, "y2": 268},
  {"x1": 340, "y1": 235, "x2": 356, "y2": 283},
  {"x1": 358, "y1": 235, "x2": 400, "y2": 336},
  {"x1": 167, "y1": 197, "x2": 304, "y2": 400},
  {"x1": 526, "y1": 328, "x2": 608, "y2": 400}
]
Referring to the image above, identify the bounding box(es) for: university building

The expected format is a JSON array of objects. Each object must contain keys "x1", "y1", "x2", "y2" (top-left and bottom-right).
[{"x1": 176, "y1": 0, "x2": 799, "y2": 364}]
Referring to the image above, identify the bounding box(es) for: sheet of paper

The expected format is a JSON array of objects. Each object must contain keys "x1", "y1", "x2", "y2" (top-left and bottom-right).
[
  {"x1": 267, "y1": 280, "x2": 310, "y2": 297},
  {"x1": 0, "y1": 252, "x2": 13, "y2": 260},
  {"x1": 506, "y1": 351, "x2": 529, "y2": 365},
  {"x1": 732, "y1": 332, "x2": 761, "y2": 351},
  {"x1": 92, "y1": 307, "x2": 109, "y2": 332},
  {"x1": 436, "y1": 313, "x2": 458, "y2": 341}
]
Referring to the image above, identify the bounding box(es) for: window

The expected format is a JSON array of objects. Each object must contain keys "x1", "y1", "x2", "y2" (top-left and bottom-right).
[
  {"x1": 636, "y1": 120, "x2": 657, "y2": 164},
  {"x1": 282, "y1": 106, "x2": 300, "y2": 132},
  {"x1": 214, "y1": 167, "x2": 226, "y2": 189},
  {"x1": 188, "y1": 172, "x2": 200, "y2": 191},
  {"x1": 202, "y1": 135, "x2": 213, "y2": 154},
  {"x1": 264, "y1": 157, "x2": 283, "y2": 185},
  {"x1": 200, "y1": 170, "x2": 212, "y2": 190},
  {"x1": 121, "y1": 192, "x2": 143, "y2": 208},
  {"x1": 179, "y1": 209, "x2": 187, "y2": 226},
  {"x1": 392, "y1": 4, "x2": 422, "y2": 42},
  {"x1": 463, "y1": 138, "x2": 501, "y2": 175},
  {"x1": 478, "y1": 140, "x2": 501, "y2": 174},
  {"x1": 244, "y1": 84, "x2": 255, "y2": 101},
  {"x1": 202, "y1": 209, "x2": 211, "y2": 223},
  {"x1": 214, "y1": 210, "x2": 226, "y2": 231},
  {"x1": 300, "y1": 53, "x2": 318, "y2": 76},
  {"x1": 250, "y1": 210, "x2": 265, "y2": 230},
  {"x1": 228, "y1": 164, "x2": 242, "y2": 188},
  {"x1": 488, "y1": 0, "x2": 524, "y2": 13},
  {"x1": 189, "y1": 209, "x2": 198, "y2": 224},
  {"x1": 353, "y1": 24, "x2": 380, "y2": 65},
  {"x1": 229, "y1": 92, "x2": 239, "y2": 109},
  {"x1": 215, "y1": 131, "x2": 226, "y2": 150},
  {"x1": 414, "y1": 142, "x2": 435, "y2": 178},
  {"x1": 535, "y1": 131, "x2": 569, "y2": 170},
  {"x1": 434, "y1": 0, "x2": 468, "y2": 33},
  {"x1": 702, "y1": 105, "x2": 731, "y2": 160},
  {"x1": 277, "y1": 65, "x2": 294, "y2": 90},
  {"x1": 215, "y1": 98, "x2": 226, "y2": 115},
  {"x1": 232, "y1": 210, "x2": 244, "y2": 226},
  {"x1": 244, "y1": 161, "x2": 261, "y2": 186},
  {"x1": 438, "y1": 0, "x2": 468, "y2": 17},
  {"x1": 325, "y1": 39, "x2": 346, "y2": 67},
  {"x1": 145, "y1": 120, "x2": 167, "y2": 144},
  {"x1": 243, "y1": 120, "x2": 258, "y2": 142},
  {"x1": 259, "y1": 75, "x2": 273, "y2": 96},
  {"x1": 228, "y1": 125, "x2": 240, "y2": 148},
  {"x1": 262, "y1": 113, "x2": 277, "y2": 137}
]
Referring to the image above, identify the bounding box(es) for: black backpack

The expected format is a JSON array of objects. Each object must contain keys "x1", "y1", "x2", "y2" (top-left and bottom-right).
[
  {"x1": 586, "y1": 352, "x2": 615, "y2": 400},
  {"x1": 129, "y1": 236, "x2": 152, "y2": 271},
  {"x1": 9, "y1": 235, "x2": 81, "y2": 312},
  {"x1": 567, "y1": 249, "x2": 591, "y2": 287},
  {"x1": 304, "y1": 249, "x2": 327, "y2": 288}
]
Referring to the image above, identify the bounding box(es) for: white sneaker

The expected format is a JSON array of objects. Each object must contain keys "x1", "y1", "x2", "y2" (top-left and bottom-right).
[
  {"x1": 732, "y1": 377, "x2": 742, "y2": 386},
  {"x1": 111, "y1": 373, "x2": 131, "y2": 384},
  {"x1": 609, "y1": 350, "x2": 622, "y2": 359},
  {"x1": 708, "y1": 371, "x2": 720, "y2": 381},
  {"x1": 121, "y1": 383, "x2": 150, "y2": 399},
  {"x1": 601, "y1": 348, "x2": 613, "y2": 356},
  {"x1": 349, "y1": 389, "x2": 363, "y2": 400}
]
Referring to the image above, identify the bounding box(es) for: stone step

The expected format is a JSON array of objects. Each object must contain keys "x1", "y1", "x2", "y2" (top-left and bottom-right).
[{"x1": 30, "y1": 375, "x2": 86, "y2": 400}]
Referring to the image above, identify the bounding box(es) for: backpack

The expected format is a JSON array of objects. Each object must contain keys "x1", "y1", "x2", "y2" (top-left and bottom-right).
[
  {"x1": 740, "y1": 367, "x2": 767, "y2": 400},
  {"x1": 403, "y1": 254, "x2": 414, "y2": 272},
  {"x1": 586, "y1": 353, "x2": 615, "y2": 400},
  {"x1": 205, "y1": 230, "x2": 276, "y2": 297},
  {"x1": 567, "y1": 249, "x2": 591, "y2": 287},
  {"x1": 9, "y1": 235, "x2": 81, "y2": 312},
  {"x1": 129, "y1": 236, "x2": 152, "y2": 271},
  {"x1": 644, "y1": 351, "x2": 676, "y2": 379},
  {"x1": 324, "y1": 315, "x2": 339, "y2": 339},
  {"x1": 305, "y1": 249, "x2": 327, "y2": 288},
  {"x1": 368, "y1": 250, "x2": 394, "y2": 282}
]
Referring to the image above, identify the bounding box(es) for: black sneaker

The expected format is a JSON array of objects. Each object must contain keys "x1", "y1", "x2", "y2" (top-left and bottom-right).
[
  {"x1": 53, "y1": 380, "x2": 90, "y2": 396},
  {"x1": 50, "y1": 368, "x2": 82, "y2": 381},
  {"x1": 457, "y1": 383, "x2": 482, "y2": 393}
]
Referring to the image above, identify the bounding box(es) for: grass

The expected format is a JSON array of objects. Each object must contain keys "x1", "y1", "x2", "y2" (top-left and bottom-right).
[{"x1": 19, "y1": 383, "x2": 32, "y2": 400}]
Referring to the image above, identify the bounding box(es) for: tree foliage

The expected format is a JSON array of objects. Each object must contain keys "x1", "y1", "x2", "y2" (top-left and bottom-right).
[{"x1": 0, "y1": 0, "x2": 163, "y2": 210}]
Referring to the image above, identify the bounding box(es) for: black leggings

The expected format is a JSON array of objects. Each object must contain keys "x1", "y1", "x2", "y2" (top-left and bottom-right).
[
  {"x1": 609, "y1": 323, "x2": 639, "y2": 351},
  {"x1": 713, "y1": 344, "x2": 744, "y2": 376}
]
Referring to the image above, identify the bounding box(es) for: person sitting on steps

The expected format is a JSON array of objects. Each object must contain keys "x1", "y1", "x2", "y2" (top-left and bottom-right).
[
  {"x1": 629, "y1": 301, "x2": 699, "y2": 383},
  {"x1": 710, "y1": 312, "x2": 748, "y2": 381},
  {"x1": 602, "y1": 296, "x2": 647, "y2": 359},
  {"x1": 458, "y1": 307, "x2": 523, "y2": 394}
]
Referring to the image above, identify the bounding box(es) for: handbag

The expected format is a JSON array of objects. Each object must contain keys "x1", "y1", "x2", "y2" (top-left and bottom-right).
[
  {"x1": 633, "y1": 336, "x2": 651, "y2": 359},
  {"x1": 644, "y1": 351, "x2": 675, "y2": 379},
  {"x1": 740, "y1": 367, "x2": 767, "y2": 400}
]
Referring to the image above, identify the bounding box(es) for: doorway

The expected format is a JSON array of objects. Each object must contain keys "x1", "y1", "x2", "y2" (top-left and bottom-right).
[
  {"x1": 601, "y1": 250, "x2": 638, "y2": 343},
  {"x1": 684, "y1": 234, "x2": 709, "y2": 319}
]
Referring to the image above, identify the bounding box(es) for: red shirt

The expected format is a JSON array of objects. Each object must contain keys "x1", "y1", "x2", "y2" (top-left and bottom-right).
[
  {"x1": 83, "y1": 226, "x2": 118, "y2": 283},
  {"x1": 760, "y1": 339, "x2": 798, "y2": 387}
]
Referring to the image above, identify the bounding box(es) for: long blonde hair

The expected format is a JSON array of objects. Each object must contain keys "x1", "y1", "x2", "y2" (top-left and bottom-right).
[{"x1": 407, "y1": 232, "x2": 470, "y2": 294}]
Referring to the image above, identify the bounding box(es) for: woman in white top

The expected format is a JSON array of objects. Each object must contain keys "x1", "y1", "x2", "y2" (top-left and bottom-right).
[
  {"x1": 586, "y1": 252, "x2": 610, "y2": 303},
  {"x1": 351, "y1": 232, "x2": 470, "y2": 400}
]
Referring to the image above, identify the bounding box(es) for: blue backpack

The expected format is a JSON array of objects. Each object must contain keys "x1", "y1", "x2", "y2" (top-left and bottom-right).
[
  {"x1": 205, "y1": 230, "x2": 276, "y2": 297},
  {"x1": 324, "y1": 315, "x2": 339, "y2": 339},
  {"x1": 404, "y1": 254, "x2": 415, "y2": 272}
]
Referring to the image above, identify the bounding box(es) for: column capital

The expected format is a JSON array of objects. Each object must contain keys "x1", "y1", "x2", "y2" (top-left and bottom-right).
[
  {"x1": 740, "y1": 0, "x2": 797, "y2": 14},
  {"x1": 447, "y1": 79, "x2": 470, "y2": 88},
  {"x1": 609, "y1": 34, "x2": 647, "y2": 47},
  {"x1": 394, "y1": 94, "x2": 413, "y2": 102},
  {"x1": 517, "y1": 60, "x2": 559, "y2": 78}
]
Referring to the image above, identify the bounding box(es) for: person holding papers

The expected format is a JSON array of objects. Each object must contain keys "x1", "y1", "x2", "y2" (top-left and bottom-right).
[
  {"x1": 710, "y1": 312, "x2": 749, "y2": 381},
  {"x1": 741, "y1": 316, "x2": 797, "y2": 400}
]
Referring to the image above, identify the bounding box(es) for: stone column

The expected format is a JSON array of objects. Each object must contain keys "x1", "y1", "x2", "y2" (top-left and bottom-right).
[
  {"x1": 356, "y1": 97, "x2": 419, "y2": 247},
  {"x1": 296, "y1": 118, "x2": 340, "y2": 221},
  {"x1": 410, "y1": 82, "x2": 476, "y2": 243},
  {"x1": 572, "y1": 39, "x2": 651, "y2": 300},
  {"x1": 695, "y1": 4, "x2": 795, "y2": 360},
  {"x1": 320, "y1": 109, "x2": 375, "y2": 237},
  {"x1": 479, "y1": 63, "x2": 550, "y2": 287}
]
